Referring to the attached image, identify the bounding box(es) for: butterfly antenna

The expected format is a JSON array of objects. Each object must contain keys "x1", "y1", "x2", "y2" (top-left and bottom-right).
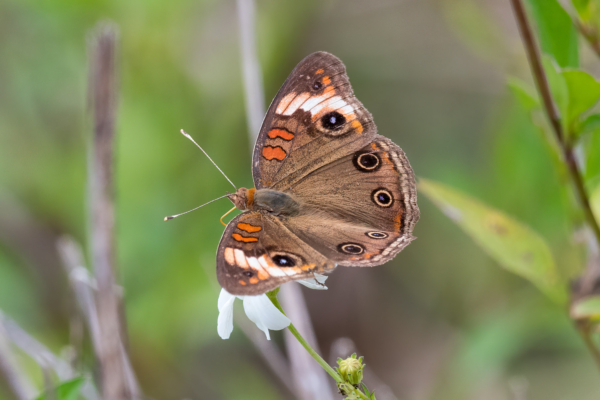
[
  {"x1": 164, "y1": 194, "x2": 230, "y2": 221},
  {"x1": 180, "y1": 129, "x2": 237, "y2": 190}
]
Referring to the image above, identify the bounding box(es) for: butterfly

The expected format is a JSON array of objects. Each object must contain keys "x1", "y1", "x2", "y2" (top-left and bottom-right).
[{"x1": 218, "y1": 52, "x2": 419, "y2": 295}]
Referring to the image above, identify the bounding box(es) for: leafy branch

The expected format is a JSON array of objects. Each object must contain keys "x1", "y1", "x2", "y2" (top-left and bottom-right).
[{"x1": 510, "y1": 0, "x2": 600, "y2": 250}]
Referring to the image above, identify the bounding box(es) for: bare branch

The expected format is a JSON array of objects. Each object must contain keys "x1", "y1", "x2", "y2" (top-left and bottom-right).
[{"x1": 87, "y1": 21, "x2": 140, "y2": 400}]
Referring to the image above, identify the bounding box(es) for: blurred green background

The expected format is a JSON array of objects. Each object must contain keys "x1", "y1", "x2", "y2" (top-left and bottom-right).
[{"x1": 1, "y1": 0, "x2": 599, "y2": 399}]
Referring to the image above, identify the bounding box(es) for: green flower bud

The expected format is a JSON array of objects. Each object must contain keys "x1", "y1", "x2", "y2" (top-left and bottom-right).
[{"x1": 336, "y1": 353, "x2": 365, "y2": 386}]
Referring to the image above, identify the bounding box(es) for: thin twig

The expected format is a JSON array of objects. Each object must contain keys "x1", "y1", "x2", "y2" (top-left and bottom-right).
[
  {"x1": 0, "y1": 321, "x2": 36, "y2": 400},
  {"x1": 236, "y1": 0, "x2": 265, "y2": 149},
  {"x1": 510, "y1": 0, "x2": 600, "y2": 251},
  {"x1": 88, "y1": 22, "x2": 139, "y2": 400}
]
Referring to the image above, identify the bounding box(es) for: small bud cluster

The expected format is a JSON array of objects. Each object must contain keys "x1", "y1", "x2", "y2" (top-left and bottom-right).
[{"x1": 336, "y1": 354, "x2": 376, "y2": 399}]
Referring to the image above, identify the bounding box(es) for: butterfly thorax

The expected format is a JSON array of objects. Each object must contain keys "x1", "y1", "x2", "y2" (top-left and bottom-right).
[{"x1": 229, "y1": 187, "x2": 300, "y2": 216}]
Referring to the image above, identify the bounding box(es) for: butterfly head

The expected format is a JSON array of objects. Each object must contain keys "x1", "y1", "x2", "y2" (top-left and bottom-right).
[{"x1": 228, "y1": 187, "x2": 255, "y2": 211}]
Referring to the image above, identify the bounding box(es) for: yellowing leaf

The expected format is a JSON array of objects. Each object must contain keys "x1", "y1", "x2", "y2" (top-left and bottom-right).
[
  {"x1": 571, "y1": 295, "x2": 600, "y2": 320},
  {"x1": 419, "y1": 179, "x2": 566, "y2": 303}
]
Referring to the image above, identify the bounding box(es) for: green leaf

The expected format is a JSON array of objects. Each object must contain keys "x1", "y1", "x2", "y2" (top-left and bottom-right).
[
  {"x1": 525, "y1": 0, "x2": 579, "y2": 67},
  {"x1": 34, "y1": 377, "x2": 85, "y2": 400},
  {"x1": 561, "y1": 70, "x2": 600, "y2": 130},
  {"x1": 361, "y1": 383, "x2": 371, "y2": 396},
  {"x1": 507, "y1": 77, "x2": 540, "y2": 110},
  {"x1": 578, "y1": 113, "x2": 600, "y2": 135},
  {"x1": 571, "y1": 295, "x2": 600, "y2": 320},
  {"x1": 419, "y1": 179, "x2": 566, "y2": 303}
]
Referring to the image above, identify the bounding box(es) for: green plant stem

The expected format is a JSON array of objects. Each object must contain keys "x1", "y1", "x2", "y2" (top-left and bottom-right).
[
  {"x1": 268, "y1": 294, "x2": 342, "y2": 383},
  {"x1": 269, "y1": 293, "x2": 377, "y2": 399}
]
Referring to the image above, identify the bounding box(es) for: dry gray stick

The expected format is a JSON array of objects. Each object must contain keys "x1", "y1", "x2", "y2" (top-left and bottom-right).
[
  {"x1": 88, "y1": 22, "x2": 140, "y2": 400},
  {"x1": 236, "y1": 0, "x2": 265, "y2": 149},
  {"x1": 0, "y1": 321, "x2": 36, "y2": 400},
  {"x1": 57, "y1": 236, "x2": 140, "y2": 399},
  {"x1": 280, "y1": 285, "x2": 336, "y2": 400}
]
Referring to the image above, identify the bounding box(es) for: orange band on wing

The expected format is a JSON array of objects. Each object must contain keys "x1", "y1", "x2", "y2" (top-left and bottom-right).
[
  {"x1": 315, "y1": 68, "x2": 324, "y2": 74},
  {"x1": 239, "y1": 280, "x2": 247, "y2": 285},
  {"x1": 237, "y1": 222, "x2": 261, "y2": 233},
  {"x1": 268, "y1": 128, "x2": 294, "y2": 141},
  {"x1": 232, "y1": 233, "x2": 258, "y2": 243},
  {"x1": 322, "y1": 76, "x2": 331, "y2": 85},
  {"x1": 262, "y1": 146, "x2": 286, "y2": 161},
  {"x1": 394, "y1": 212, "x2": 403, "y2": 231},
  {"x1": 249, "y1": 277, "x2": 259, "y2": 284}
]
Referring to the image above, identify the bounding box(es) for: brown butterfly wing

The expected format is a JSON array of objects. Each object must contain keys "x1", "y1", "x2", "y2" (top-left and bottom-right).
[
  {"x1": 217, "y1": 211, "x2": 335, "y2": 295},
  {"x1": 282, "y1": 136, "x2": 419, "y2": 266},
  {"x1": 219, "y1": 52, "x2": 419, "y2": 294},
  {"x1": 252, "y1": 52, "x2": 376, "y2": 190}
]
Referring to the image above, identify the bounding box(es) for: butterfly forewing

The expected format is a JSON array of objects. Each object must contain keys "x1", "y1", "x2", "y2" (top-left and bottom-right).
[
  {"x1": 217, "y1": 212, "x2": 335, "y2": 295},
  {"x1": 252, "y1": 52, "x2": 376, "y2": 189}
]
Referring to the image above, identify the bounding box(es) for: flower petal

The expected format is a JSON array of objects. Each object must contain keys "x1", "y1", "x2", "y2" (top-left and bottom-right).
[
  {"x1": 242, "y1": 294, "x2": 290, "y2": 340},
  {"x1": 296, "y1": 273, "x2": 328, "y2": 290},
  {"x1": 217, "y1": 289, "x2": 236, "y2": 339}
]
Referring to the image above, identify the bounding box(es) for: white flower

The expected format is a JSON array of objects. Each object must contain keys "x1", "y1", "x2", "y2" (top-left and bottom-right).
[
  {"x1": 217, "y1": 273, "x2": 328, "y2": 340},
  {"x1": 217, "y1": 289, "x2": 290, "y2": 340}
]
